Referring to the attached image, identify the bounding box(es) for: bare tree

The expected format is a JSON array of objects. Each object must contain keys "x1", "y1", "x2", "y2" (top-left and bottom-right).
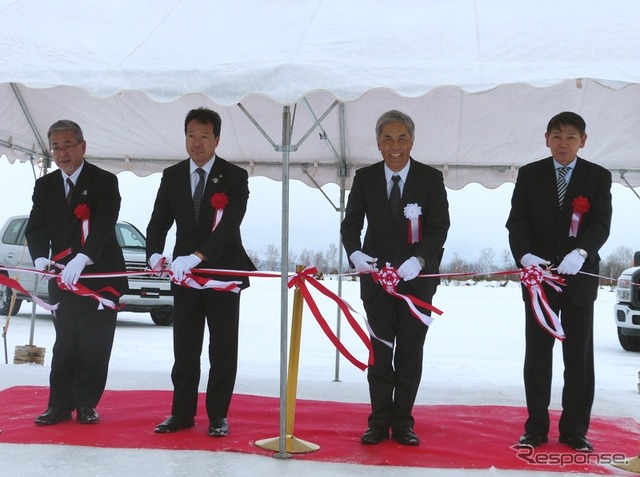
[
  {"x1": 287, "y1": 248, "x2": 298, "y2": 272},
  {"x1": 263, "y1": 244, "x2": 279, "y2": 271},
  {"x1": 298, "y1": 249, "x2": 314, "y2": 268},
  {"x1": 441, "y1": 252, "x2": 472, "y2": 282},
  {"x1": 474, "y1": 247, "x2": 497, "y2": 275},
  {"x1": 246, "y1": 249, "x2": 261, "y2": 270},
  {"x1": 326, "y1": 243, "x2": 338, "y2": 273},
  {"x1": 601, "y1": 245, "x2": 634, "y2": 285},
  {"x1": 314, "y1": 251, "x2": 327, "y2": 274}
]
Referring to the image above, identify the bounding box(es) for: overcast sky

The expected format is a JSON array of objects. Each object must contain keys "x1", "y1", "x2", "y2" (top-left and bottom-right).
[{"x1": 1, "y1": 159, "x2": 639, "y2": 270}]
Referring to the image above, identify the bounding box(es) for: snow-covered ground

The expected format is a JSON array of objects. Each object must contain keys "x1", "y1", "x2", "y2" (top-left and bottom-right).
[{"x1": 1, "y1": 278, "x2": 639, "y2": 476}]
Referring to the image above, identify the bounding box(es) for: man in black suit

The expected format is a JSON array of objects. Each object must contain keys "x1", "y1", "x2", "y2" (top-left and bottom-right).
[
  {"x1": 26, "y1": 119, "x2": 128, "y2": 426},
  {"x1": 147, "y1": 107, "x2": 254, "y2": 437},
  {"x1": 341, "y1": 110, "x2": 450, "y2": 446},
  {"x1": 506, "y1": 111, "x2": 612, "y2": 453}
]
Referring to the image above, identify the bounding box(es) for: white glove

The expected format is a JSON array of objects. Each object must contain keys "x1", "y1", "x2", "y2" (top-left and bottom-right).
[
  {"x1": 397, "y1": 256, "x2": 422, "y2": 281},
  {"x1": 34, "y1": 257, "x2": 54, "y2": 271},
  {"x1": 557, "y1": 249, "x2": 585, "y2": 275},
  {"x1": 61, "y1": 253, "x2": 91, "y2": 285},
  {"x1": 148, "y1": 253, "x2": 167, "y2": 270},
  {"x1": 34, "y1": 257, "x2": 55, "y2": 281},
  {"x1": 349, "y1": 251, "x2": 378, "y2": 273},
  {"x1": 520, "y1": 253, "x2": 550, "y2": 269},
  {"x1": 171, "y1": 254, "x2": 202, "y2": 282}
]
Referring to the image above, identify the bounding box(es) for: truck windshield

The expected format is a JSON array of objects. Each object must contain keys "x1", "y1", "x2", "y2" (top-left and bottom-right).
[{"x1": 115, "y1": 223, "x2": 146, "y2": 249}]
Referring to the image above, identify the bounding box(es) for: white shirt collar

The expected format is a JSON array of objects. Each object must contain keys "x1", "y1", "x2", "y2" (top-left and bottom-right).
[
  {"x1": 384, "y1": 161, "x2": 410, "y2": 183},
  {"x1": 61, "y1": 160, "x2": 84, "y2": 185},
  {"x1": 553, "y1": 158, "x2": 576, "y2": 170},
  {"x1": 190, "y1": 155, "x2": 216, "y2": 176}
]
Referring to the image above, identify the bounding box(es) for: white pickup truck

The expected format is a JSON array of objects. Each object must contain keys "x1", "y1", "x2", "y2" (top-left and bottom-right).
[
  {"x1": 0, "y1": 215, "x2": 174, "y2": 326},
  {"x1": 614, "y1": 251, "x2": 640, "y2": 351}
]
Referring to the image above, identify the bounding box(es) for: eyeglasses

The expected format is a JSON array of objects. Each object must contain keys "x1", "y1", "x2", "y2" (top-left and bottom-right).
[{"x1": 50, "y1": 142, "x2": 82, "y2": 155}]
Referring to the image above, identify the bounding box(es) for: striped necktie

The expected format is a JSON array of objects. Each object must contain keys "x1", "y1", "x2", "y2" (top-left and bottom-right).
[
  {"x1": 556, "y1": 167, "x2": 570, "y2": 207},
  {"x1": 66, "y1": 178, "x2": 74, "y2": 207},
  {"x1": 193, "y1": 168, "x2": 206, "y2": 222}
]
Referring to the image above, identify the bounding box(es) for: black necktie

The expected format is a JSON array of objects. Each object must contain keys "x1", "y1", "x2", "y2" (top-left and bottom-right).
[
  {"x1": 557, "y1": 167, "x2": 570, "y2": 207},
  {"x1": 389, "y1": 175, "x2": 401, "y2": 220},
  {"x1": 193, "y1": 168, "x2": 206, "y2": 222},
  {"x1": 66, "y1": 178, "x2": 74, "y2": 207}
]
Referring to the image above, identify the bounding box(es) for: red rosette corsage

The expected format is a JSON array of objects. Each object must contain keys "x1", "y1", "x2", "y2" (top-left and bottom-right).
[
  {"x1": 209, "y1": 193, "x2": 228, "y2": 232},
  {"x1": 571, "y1": 196, "x2": 590, "y2": 214},
  {"x1": 74, "y1": 204, "x2": 91, "y2": 244},
  {"x1": 74, "y1": 203, "x2": 91, "y2": 221},
  {"x1": 569, "y1": 196, "x2": 590, "y2": 237},
  {"x1": 210, "y1": 193, "x2": 228, "y2": 210}
]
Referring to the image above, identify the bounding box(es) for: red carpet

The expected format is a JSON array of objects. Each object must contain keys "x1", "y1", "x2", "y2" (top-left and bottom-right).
[{"x1": 0, "y1": 386, "x2": 637, "y2": 474}]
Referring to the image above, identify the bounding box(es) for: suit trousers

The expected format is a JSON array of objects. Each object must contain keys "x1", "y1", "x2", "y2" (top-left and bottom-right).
[
  {"x1": 523, "y1": 285, "x2": 595, "y2": 437},
  {"x1": 170, "y1": 286, "x2": 241, "y2": 421},
  {"x1": 364, "y1": 289, "x2": 429, "y2": 431},
  {"x1": 49, "y1": 300, "x2": 117, "y2": 411}
]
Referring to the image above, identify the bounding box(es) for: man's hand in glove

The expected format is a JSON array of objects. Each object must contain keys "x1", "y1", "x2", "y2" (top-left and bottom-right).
[
  {"x1": 520, "y1": 253, "x2": 550, "y2": 269},
  {"x1": 397, "y1": 256, "x2": 423, "y2": 281},
  {"x1": 557, "y1": 250, "x2": 585, "y2": 275},
  {"x1": 61, "y1": 253, "x2": 91, "y2": 285},
  {"x1": 171, "y1": 254, "x2": 202, "y2": 282},
  {"x1": 349, "y1": 251, "x2": 378, "y2": 273}
]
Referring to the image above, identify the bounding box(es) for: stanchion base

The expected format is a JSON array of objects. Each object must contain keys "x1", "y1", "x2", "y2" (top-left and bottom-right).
[
  {"x1": 14, "y1": 345, "x2": 45, "y2": 365},
  {"x1": 255, "y1": 434, "x2": 320, "y2": 454}
]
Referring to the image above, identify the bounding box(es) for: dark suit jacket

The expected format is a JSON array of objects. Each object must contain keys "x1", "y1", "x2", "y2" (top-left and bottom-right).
[
  {"x1": 146, "y1": 156, "x2": 255, "y2": 288},
  {"x1": 341, "y1": 158, "x2": 450, "y2": 302},
  {"x1": 25, "y1": 161, "x2": 127, "y2": 305},
  {"x1": 506, "y1": 156, "x2": 612, "y2": 306}
]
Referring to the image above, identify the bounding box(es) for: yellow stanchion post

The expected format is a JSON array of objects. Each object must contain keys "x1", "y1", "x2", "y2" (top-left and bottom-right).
[{"x1": 256, "y1": 265, "x2": 319, "y2": 454}]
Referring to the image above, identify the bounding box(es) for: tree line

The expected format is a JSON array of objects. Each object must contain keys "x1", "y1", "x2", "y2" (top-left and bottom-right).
[{"x1": 247, "y1": 244, "x2": 637, "y2": 285}]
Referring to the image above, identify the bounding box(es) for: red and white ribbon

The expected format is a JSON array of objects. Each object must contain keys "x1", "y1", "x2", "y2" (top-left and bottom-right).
[
  {"x1": 403, "y1": 203, "x2": 422, "y2": 244},
  {"x1": 373, "y1": 264, "x2": 443, "y2": 326},
  {"x1": 520, "y1": 266, "x2": 566, "y2": 340},
  {"x1": 0, "y1": 272, "x2": 58, "y2": 311},
  {"x1": 569, "y1": 211, "x2": 584, "y2": 238},
  {"x1": 56, "y1": 278, "x2": 120, "y2": 311},
  {"x1": 569, "y1": 196, "x2": 590, "y2": 238},
  {"x1": 74, "y1": 204, "x2": 91, "y2": 245},
  {"x1": 176, "y1": 272, "x2": 242, "y2": 293},
  {"x1": 210, "y1": 193, "x2": 228, "y2": 232}
]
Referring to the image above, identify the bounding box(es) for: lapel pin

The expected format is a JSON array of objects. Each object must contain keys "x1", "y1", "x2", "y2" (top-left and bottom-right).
[
  {"x1": 82, "y1": 190, "x2": 88, "y2": 196},
  {"x1": 213, "y1": 178, "x2": 219, "y2": 183}
]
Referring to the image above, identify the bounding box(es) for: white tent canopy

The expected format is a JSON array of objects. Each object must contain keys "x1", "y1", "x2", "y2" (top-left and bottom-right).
[
  {"x1": 3, "y1": 0, "x2": 640, "y2": 458},
  {"x1": 2, "y1": 0, "x2": 640, "y2": 189}
]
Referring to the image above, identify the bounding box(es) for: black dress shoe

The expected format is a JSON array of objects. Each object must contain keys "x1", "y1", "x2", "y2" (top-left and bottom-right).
[
  {"x1": 518, "y1": 432, "x2": 549, "y2": 447},
  {"x1": 34, "y1": 408, "x2": 72, "y2": 426},
  {"x1": 154, "y1": 415, "x2": 195, "y2": 433},
  {"x1": 392, "y1": 427, "x2": 420, "y2": 446},
  {"x1": 77, "y1": 407, "x2": 100, "y2": 424},
  {"x1": 361, "y1": 426, "x2": 389, "y2": 445},
  {"x1": 559, "y1": 434, "x2": 593, "y2": 453},
  {"x1": 208, "y1": 418, "x2": 229, "y2": 437}
]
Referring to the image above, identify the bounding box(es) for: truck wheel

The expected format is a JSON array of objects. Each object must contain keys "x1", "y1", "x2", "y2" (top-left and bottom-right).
[
  {"x1": 150, "y1": 307, "x2": 174, "y2": 326},
  {"x1": 617, "y1": 328, "x2": 640, "y2": 352},
  {"x1": 0, "y1": 284, "x2": 22, "y2": 316}
]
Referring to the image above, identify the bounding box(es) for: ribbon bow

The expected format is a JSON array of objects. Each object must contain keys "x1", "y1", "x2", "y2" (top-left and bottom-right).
[
  {"x1": 520, "y1": 266, "x2": 566, "y2": 340},
  {"x1": 372, "y1": 263, "x2": 443, "y2": 326}
]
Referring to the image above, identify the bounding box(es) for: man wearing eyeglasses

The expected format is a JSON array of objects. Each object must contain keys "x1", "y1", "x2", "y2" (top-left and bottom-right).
[{"x1": 25, "y1": 119, "x2": 128, "y2": 426}]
